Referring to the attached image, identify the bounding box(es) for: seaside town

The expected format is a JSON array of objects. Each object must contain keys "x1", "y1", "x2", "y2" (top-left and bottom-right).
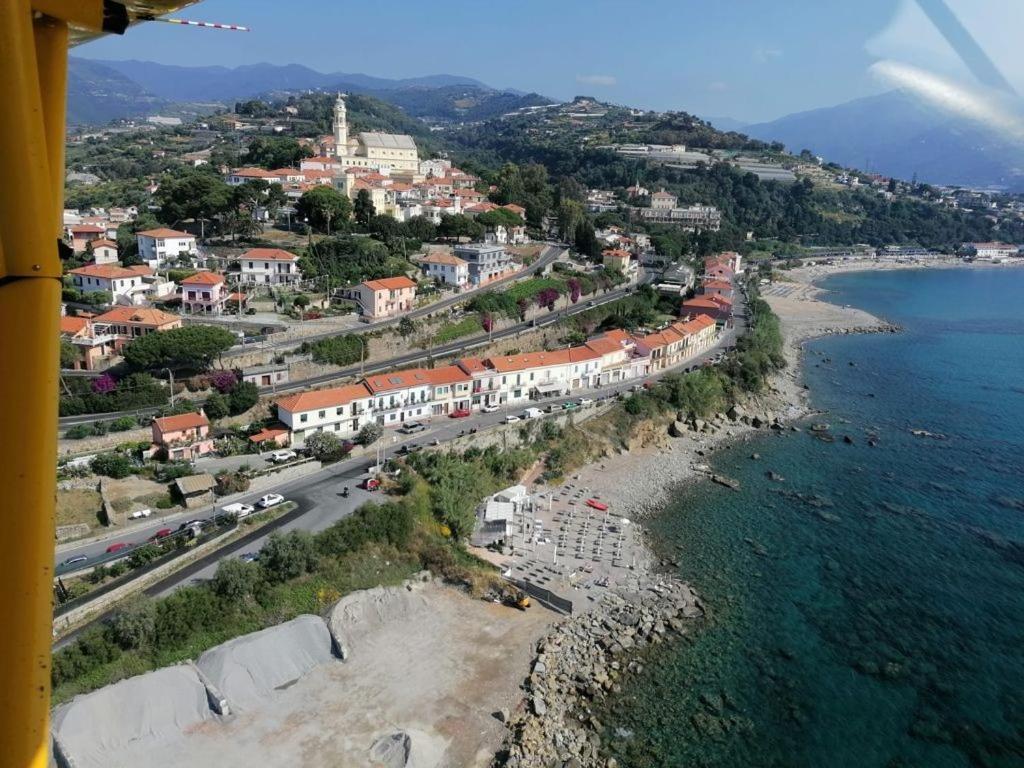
[{"x1": 7, "y1": 6, "x2": 1024, "y2": 768}]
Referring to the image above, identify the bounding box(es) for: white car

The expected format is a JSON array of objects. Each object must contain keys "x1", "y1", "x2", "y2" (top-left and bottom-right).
[
  {"x1": 578, "y1": 398, "x2": 594, "y2": 407},
  {"x1": 222, "y1": 502, "x2": 255, "y2": 518},
  {"x1": 269, "y1": 450, "x2": 297, "y2": 463},
  {"x1": 481, "y1": 404, "x2": 500, "y2": 413},
  {"x1": 504, "y1": 414, "x2": 521, "y2": 424},
  {"x1": 257, "y1": 493, "x2": 285, "y2": 509},
  {"x1": 128, "y1": 508, "x2": 152, "y2": 519}
]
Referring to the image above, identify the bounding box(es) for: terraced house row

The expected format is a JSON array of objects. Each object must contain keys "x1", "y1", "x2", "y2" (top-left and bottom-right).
[{"x1": 271, "y1": 314, "x2": 718, "y2": 447}]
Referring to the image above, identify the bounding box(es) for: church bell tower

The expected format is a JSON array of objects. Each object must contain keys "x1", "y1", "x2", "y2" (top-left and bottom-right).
[{"x1": 333, "y1": 93, "x2": 348, "y2": 155}]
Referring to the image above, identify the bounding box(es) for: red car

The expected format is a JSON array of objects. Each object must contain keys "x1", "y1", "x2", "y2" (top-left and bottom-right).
[
  {"x1": 149, "y1": 528, "x2": 173, "y2": 542},
  {"x1": 105, "y1": 542, "x2": 129, "y2": 554},
  {"x1": 359, "y1": 478, "x2": 381, "y2": 491},
  {"x1": 449, "y1": 408, "x2": 471, "y2": 418}
]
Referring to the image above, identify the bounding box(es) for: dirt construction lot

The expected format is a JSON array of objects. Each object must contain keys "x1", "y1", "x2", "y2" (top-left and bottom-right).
[{"x1": 140, "y1": 584, "x2": 553, "y2": 768}]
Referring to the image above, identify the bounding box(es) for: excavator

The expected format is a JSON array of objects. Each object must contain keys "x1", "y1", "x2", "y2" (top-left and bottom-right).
[{"x1": 0, "y1": 4, "x2": 203, "y2": 767}]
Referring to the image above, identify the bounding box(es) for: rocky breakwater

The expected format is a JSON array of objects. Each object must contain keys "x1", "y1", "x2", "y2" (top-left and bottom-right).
[
  {"x1": 496, "y1": 580, "x2": 704, "y2": 768},
  {"x1": 816, "y1": 321, "x2": 902, "y2": 337}
]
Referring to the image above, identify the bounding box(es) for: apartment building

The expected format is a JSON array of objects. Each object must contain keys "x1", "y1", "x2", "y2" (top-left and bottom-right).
[{"x1": 275, "y1": 383, "x2": 375, "y2": 447}]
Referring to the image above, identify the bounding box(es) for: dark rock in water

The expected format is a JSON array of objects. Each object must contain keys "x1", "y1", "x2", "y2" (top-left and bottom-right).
[
  {"x1": 766, "y1": 471, "x2": 785, "y2": 482},
  {"x1": 868, "y1": 439, "x2": 878, "y2": 447},
  {"x1": 711, "y1": 474, "x2": 740, "y2": 490},
  {"x1": 843, "y1": 435, "x2": 855, "y2": 445},
  {"x1": 750, "y1": 453, "x2": 761, "y2": 460},
  {"x1": 811, "y1": 423, "x2": 830, "y2": 432},
  {"x1": 817, "y1": 511, "x2": 842, "y2": 523},
  {"x1": 849, "y1": 361, "x2": 856, "y2": 366},
  {"x1": 910, "y1": 428, "x2": 947, "y2": 440},
  {"x1": 867, "y1": 392, "x2": 876, "y2": 397}
]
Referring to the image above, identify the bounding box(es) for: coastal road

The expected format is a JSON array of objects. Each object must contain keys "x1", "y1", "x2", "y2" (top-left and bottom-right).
[
  {"x1": 57, "y1": 274, "x2": 633, "y2": 428},
  {"x1": 53, "y1": 303, "x2": 739, "y2": 577},
  {"x1": 52, "y1": 311, "x2": 743, "y2": 649}
]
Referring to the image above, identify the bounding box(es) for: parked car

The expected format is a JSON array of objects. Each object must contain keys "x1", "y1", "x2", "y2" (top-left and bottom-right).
[
  {"x1": 59, "y1": 555, "x2": 88, "y2": 568},
  {"x1": 398, "y1": 422, "x2": 427, "y2": 434},
  {"x1": 481, "y1": 404, "x2": 500, "y2": 413},
  {"x1": 257, "y1": 493, "x2": 285, "y2": 509},
  {"x1": 504, "y1": 414, "x2": 521, "y2": 424},
  {"x1": 128, "y1": 508, "x2": 152, "y2": 519},
  {"x1": 105, "y1": 542, "x2": 128, "y2": 554},
  {"x1": 448, "y1": 408, "x2": 471, "y2": 419},
  {"x1": 239, "y1": 552, "x2": 259, "y2": 563},
  {"x1": 222, "y1": 502, "x2": 255, "y2": 518},
  {"x1": 578, "y1": 398, "x2": 594, "y2": 407},
  {"x1": 268, "y1": 450, "x2": 297, "y2": 464},
  {"x1": 523, "y1": 408, "x2": 544, "y2": 419},
  {"x1": 149, "y1": 527, "x2": 173, "y2": 542},
  {"x1": 359, "y1": 478, "x2": 381, "y2": 491}
]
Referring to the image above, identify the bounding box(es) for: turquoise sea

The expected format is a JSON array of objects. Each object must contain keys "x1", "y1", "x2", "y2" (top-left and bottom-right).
[{"x1": 602, "y1": 266, "x2": 1024, "y2": 768}]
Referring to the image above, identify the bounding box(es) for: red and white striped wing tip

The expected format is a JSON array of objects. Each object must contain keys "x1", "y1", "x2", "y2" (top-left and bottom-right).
[{"x1": 156, "y1": 17, "x2": 250, "y2": 31}]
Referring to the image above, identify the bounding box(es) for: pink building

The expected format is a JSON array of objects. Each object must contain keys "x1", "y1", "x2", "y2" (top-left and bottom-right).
[
  {"x1": 150, "y1": 410, "x2": 215, "y2": 461},
  {"x1": 180, "y1": 271, "x2": 227, "y2": 314},
  {"x1": 352, "y1": 276, "x2": 417, "y2": 321}
]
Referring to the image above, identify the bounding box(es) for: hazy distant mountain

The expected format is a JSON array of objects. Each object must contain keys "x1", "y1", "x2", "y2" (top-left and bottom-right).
[
  {"x1": 82, "y1": 58, "x2": 489, "y2": 102},
  {"x1": 67, "y1": 58, "x2": 167, "y2": 124},
  {"x1": 67, "y1": 57, "x2": 547, "y2": 127},
  {"x1": 702, "y1": 115, "x2": 749, "y2": 133},
  {"x1": 745, "y1": 90, "x2": 1024, "y2": 190}
]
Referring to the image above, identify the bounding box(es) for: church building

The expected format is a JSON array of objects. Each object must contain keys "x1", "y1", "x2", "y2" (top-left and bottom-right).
[{"x1": 329, "y1": 93, "x2": 420, "y2": 178}]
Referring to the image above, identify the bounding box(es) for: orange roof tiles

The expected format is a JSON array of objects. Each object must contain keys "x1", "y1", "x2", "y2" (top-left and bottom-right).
[
  {"x1": 137, "y1": 227, "x2": 193, "y2": 238},
  {"x1": 60, "y1": 316, "x2": 90, "y2": 336},
  {"x1": 363, "y1": 368, "x2": 433, "y2": 393},
  {"x1": 420, "y1": 251, "x2": 466, "y2": 266},
  {"x1": 457, "y1": 357, "x2": 489, "y2": 374},
  {"x1": 241, "y1": 247, "x2": 299, "y2": 262},
  {"x1": 69, "y1": 264, "x2": 153, "y2": 279},
  {"x1": 181, "y1": 271, "x2": 226, "y2": 285},
  {"x1": 154, "y1": 411, "x2": 209, "y2": 433},
  {"x1": 90, "y1": 238, "x2": 118, "y2": 249},
  {"x1": 276, "y1": 383, "x2": 371, "y2": 413},
  {"x1": 94, "y1": 306, "x2": 181, "y2": 327},
  {"x1": 486, "y1": 347, "x2": 599, "y2": 374},
  {"x1": 425, "y1": 365, "x2": 472, "y2": 386},
  {"x1": 363, "y1": 276, "x2": 416, "y2": 292}
]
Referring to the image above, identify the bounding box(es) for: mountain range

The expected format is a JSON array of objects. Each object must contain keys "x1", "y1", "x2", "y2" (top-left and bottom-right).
[
  {"x1": 744, "y1": 90, "x2": 1024, "y2": 191},
  {"x1": 66, "y1": 57, "x2": 546, "y2": 126}
]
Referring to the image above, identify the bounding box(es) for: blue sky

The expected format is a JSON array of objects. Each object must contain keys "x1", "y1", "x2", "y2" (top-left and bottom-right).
[{"x1": 76, "y1": 0, "x2": 1019, "y2": 123}]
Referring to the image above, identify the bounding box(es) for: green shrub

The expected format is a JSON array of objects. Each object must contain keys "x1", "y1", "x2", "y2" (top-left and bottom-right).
[{"x1": 90, "y1": 452, "x2": 133, "y2": 479}]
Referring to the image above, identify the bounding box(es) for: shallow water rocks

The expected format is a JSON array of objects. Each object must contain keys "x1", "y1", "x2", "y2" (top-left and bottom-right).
[{"x1": 494, "y1": 580, "x2": 703, "y2": 768}]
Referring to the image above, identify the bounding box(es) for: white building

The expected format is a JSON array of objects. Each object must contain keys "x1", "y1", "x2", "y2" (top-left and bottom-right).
[
  {"x1": 330, "y1": 94, "x2": 419, "y2": 177},
  {"x1": 363, "y1": 368, "x2": 435, "y2": 427},
  {"x1": 89, "y1": 238, "x2": 119, "y2": 265},
  {"x1": 68, "y1": 264, "x2": 152, "y2": 303},
  {"x1": 136, "y1": 228, "x2": 197, "y2": 268},
  {"x1": 968, "y1": 241, "x2": 1019, "y2": 260},
  {"x1": 275, "y1": 383, "x2": 375, "y2": 447},
  {"x1": 419, "y1": 251, "x2": 469, "y2": 288},
  {"x1": 238, "y1": 247, "x2": 303, "y2": 285},
  {"x1": 486, "y1": 348, "x2": 602, "y2": 405}
]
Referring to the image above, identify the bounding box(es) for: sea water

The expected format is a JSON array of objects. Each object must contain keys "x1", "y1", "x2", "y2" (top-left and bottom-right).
[{"x1": 601, "y1": 267, "x2": 1024, "y2": 768}]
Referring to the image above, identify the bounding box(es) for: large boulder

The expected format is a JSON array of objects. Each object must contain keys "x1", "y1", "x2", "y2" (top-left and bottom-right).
[{"x1": 669, "y1": 420, "x2": 689, "y2": 438}]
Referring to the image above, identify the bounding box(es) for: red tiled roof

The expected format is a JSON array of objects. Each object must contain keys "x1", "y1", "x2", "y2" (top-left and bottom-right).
[
  {"x1": 90, "y1": 238, "x2": 118, "y2": 249},
  {"x1": 276, "y1": 383, "x2": 371, "y2": 413},
  {"x1": 94, "y1": 306, "x2": 181, "y2": 327},
  {"x1": 425, "y1": 365, "x2": 471, "y2": 386},
  {"x1": 137, "y1": 227, "x2": 193, "y2": 239},
  {"x1": 363, "y1": 276, "x2": 416, "y2": 292},
  {"x1": 181, "y1": 271, "x2": 225, "y2": 285},
  {"x1": 69, "y1": 264, "x2": 153, "y2": 280},
  {"x1": 249, "y1": 426, "x2": 290, "y2": 443},
  {"x1": 154, "y1": 411, "x2": 209, "y2": 433},
  {"x1": 363, "y1": 368, "x2": 433, "y2": 394},
  {"x1": 486, "y1": 347, "x2": 599, "y2": 374},
  {"x1": 457, "y1": 357, "x2": 489, "y2": 374},
  {"x1": 420, "y1": 251, "x2": 466, "y2": 266},
  {"x1": 241, "y1": 247, "x2": 299, "y2": 262},
  {"x1": 69, "y1": 224, "x2": 106, "y2": 233},
  {"x1": 60, "y1": 316, "x2": 90, "y2": 336}
]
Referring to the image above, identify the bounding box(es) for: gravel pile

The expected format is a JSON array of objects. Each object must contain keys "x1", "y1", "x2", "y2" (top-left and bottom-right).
[
  {"x1": 328, "y1": 573, "x2": 432, "y2": 660},
  {"x1": 196, "y1": 614, "x2": 334, "y2": 711},
  {"x1": 496, "y1": 579, "x2": 704, "y2": 767},
  {"x1": 52, "y1": 665, "x2": 215, "y2": 768}
]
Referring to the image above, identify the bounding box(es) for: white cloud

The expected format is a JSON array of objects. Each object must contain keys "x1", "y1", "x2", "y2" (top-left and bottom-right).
[
  {"x1": 753, "y1": 47, "x2": 783, "y2": 62},
  {"x1": 576, "y1": 74, "x2": 617, "y2": 87},
  {"x1": 707, "y1": 81, "x2": 729, "y2": 92}
]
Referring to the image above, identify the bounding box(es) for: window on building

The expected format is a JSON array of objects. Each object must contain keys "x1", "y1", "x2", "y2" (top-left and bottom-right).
[{"x1": 300, "y1": 414, "x2": 308, "y2": 423}]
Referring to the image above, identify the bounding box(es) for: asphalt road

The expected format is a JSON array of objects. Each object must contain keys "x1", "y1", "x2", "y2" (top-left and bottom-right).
[
  {"x1": 57, "y1": 270, "x2": 633, "y2": 427},
  {"x1": 54, "y1": 292, "x2": 744, "y2": 577}
]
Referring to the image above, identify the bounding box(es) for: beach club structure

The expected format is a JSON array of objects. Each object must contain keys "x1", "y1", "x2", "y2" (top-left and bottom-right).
[{"x1": 272, "y1": 314, "x2": 719, "y2": 446}]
